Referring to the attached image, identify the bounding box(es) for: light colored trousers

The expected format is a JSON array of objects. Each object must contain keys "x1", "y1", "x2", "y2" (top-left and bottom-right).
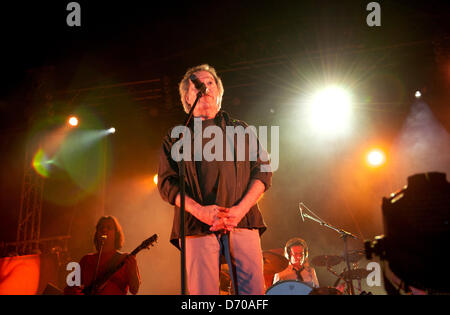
[{"x1": 184, "y1": 228, "x2": 265, "y2": 295}]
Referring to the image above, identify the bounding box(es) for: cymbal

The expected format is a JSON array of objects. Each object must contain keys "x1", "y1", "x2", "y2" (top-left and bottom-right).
[
  {"x1": 220, "y1": 249, "x2": 288, "y2": 275},
  {"x1": 262, "y1": 249, "x2": 289, "y2": 274},
  {"x1": 311, "y1": 255, "x2": 343, "y2": 267},
  {"x1": 341, "y1": 268, "x2": 371, "y2": 280},
  {"x1": 346, "y1": 250, "x2": 365, "y2": 263}
]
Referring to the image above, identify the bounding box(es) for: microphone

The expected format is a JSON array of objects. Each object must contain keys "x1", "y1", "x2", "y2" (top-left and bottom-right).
[
  {"x1": 190, "y1": 74, "x2": 208, "y2": 95},
  {"x1": 97, "y1": 234, "x2": 108, "y2": 250},
  {"x1": 299, "y1": 203, "x2": 305, "y2": 222}
]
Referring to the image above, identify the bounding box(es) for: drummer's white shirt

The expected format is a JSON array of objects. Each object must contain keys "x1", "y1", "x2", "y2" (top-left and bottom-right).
[{"x1": 273, "y1": 264, "x2": 320, "y2": 288}]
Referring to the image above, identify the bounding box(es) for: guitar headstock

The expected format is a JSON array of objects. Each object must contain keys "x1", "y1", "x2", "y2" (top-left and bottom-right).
[
  {"x1": 133, "y1": 234, "x2": 158, "y2": 255},
  {"x1": 142, "y1": 234, "x2": 158, "y2": 248},
  {"x1": 143, "y1": 234, "x2": 158, "y2": 249}
]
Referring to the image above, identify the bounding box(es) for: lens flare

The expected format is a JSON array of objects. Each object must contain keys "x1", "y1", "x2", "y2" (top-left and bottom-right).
[{"x1": 32, "y1": 148, "x2": 52, "y2": 177}]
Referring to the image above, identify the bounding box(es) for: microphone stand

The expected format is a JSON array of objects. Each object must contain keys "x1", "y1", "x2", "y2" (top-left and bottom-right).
[
  {"x1": 179, "y1": 90, "x2": 203, "y2": 295},
  {"x1": 91, "y1": 237, "x2": 106, "y2": 294},
  {"x1": 299, "y1": 202, "x2": 358, "y2": 295}
]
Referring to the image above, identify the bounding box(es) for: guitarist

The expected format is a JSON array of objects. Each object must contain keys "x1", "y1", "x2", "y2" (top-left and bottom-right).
[{"x1": 64, "y1": 216, "x2": 141, "y2": 295}]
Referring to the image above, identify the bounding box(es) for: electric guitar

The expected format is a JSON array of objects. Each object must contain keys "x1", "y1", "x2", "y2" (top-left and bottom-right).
[{"x1": 83, "y1": 233, "x2": 158, "y2": 295}]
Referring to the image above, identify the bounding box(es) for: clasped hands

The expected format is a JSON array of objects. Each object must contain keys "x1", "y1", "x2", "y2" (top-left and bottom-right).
[{"x1": 196, "y1": 205, "x2": 247, "y2": 232}]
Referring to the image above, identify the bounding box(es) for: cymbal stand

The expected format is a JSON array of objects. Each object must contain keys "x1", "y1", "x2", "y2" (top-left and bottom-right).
[
  {"x1": 356, "y1": 278, "x2": 362, "y2": 294},
  {"x1": 327, "y1": 265, "x2": 346, "y2": 288},
  {"x1": 299, "y1": 202, "x2": 359, "y2": 295},
  {"x1": 353, "y1": 262, "x2": 362, "y2": 294},
  {"x1": 326, "y1": 265, "x2": 340, "y2": 278}
]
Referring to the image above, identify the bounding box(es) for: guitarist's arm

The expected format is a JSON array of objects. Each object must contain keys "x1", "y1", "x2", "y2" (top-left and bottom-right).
[{"x1": 124, "y1": 254, "x2": 141, "y2": 295}]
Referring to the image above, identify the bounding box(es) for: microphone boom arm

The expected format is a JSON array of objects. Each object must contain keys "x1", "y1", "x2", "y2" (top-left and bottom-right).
[
  {"x1": 299, "y1": 203, "x2": 357, "y2": 239},
  {"x1": 298, "y1": 202, "x2": 359, "y2": 295}
]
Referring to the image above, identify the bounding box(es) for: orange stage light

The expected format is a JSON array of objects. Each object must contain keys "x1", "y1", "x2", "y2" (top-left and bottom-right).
[{"x1": 68, "y1": 116, "x2": 79, "y2": 127}]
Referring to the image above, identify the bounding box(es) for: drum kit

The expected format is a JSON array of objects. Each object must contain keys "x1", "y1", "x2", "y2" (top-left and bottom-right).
[
  {"x1": 220, "y1": 203, "x2": 370, "y2": 295},
  {"x1": 310, "y1": 249, "x2": 370, "y2": 295},
  {"x1": 219, "y1": 248, "x2": 368, "y2": 295},
  {"x1": 220, "y1": 249, "x2": 289, "y2": 295}
]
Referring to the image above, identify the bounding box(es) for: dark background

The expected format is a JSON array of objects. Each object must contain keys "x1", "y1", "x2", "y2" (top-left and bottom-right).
[{"x1": 0, "y1": 0, "x2": 449, "y2": 294}]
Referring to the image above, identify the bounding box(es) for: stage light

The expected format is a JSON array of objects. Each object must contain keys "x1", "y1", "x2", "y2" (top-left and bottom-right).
[
  {"x1": 68, "y1": 116, "x2": 79, "y2": 127},
  {"x1": 107, "y1": 127, "x2": 116, "y2": 134},
  {"x1": 153, "y1": 174, "x2": 158, "y2": 185},
  {"x1": 367, "y1": 149, "x2": 385, "y2": 167},
  {"x1": 415, "y1": 91, "x2": 421, "y2": 98},
  {"x1": 308, "y1": 86, "x2": 352, "y2": 135},
  {"x1": 365, "y1": 172, "x2": 450, "y2": 294}
]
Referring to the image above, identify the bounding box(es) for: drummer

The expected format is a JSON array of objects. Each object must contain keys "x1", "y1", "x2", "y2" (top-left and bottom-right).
[{"x1": 273, "y1": 238, "x2": 319, "y2": 288}]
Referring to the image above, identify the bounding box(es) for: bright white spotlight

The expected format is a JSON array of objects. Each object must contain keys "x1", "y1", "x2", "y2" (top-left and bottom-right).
[
  {"x1": 107, "y1": 127, "x2": 116, "y2": 134},
  {"x1": 308, "y1": 86, "x2": 352, "y2": 135},
  {"x1": 68, "y1": 116, "x2": 79, "y2": 127},
  {"x1": 367, "y1": 149, "x2": 386, "y2": 167},
  {"x1": 415, "y1": 90, "x2": 421, "y2": 98}
]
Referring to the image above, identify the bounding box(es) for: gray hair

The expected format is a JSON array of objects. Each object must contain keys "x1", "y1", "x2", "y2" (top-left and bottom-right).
[{"x1": 178, "y1": 64, "x2": 224, "y2": 113}]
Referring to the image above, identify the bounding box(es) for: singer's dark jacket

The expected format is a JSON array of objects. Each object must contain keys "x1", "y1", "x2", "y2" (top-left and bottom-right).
[{"x1": 157, "y1": 110, "x2": 272, "y2": 249}]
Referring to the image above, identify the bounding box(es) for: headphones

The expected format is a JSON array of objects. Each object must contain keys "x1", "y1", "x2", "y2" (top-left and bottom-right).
[{"x1": 284, "y1": 237, "x2": 309, "y2": 261}]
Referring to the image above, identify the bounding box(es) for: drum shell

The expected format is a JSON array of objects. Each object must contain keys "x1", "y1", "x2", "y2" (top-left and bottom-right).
[{"x1": 265, "y1": 280, "x2": 313, "y2": 295}]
